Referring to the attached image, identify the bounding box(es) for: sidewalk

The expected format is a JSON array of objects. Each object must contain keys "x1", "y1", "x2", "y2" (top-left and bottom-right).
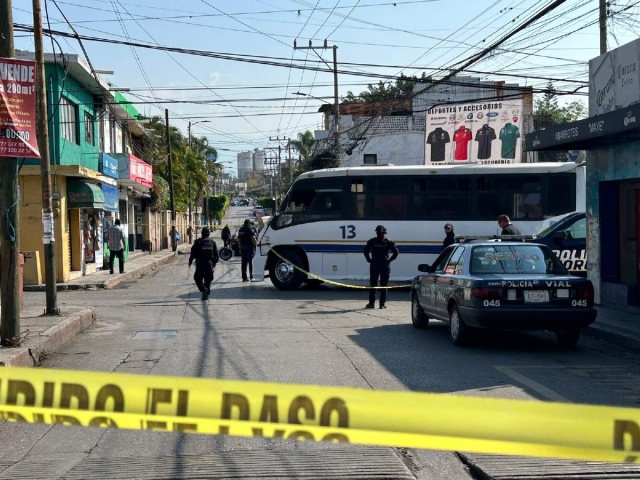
[
  {"x1": 0, "y1": 305, "x2": 95, "y2": 366},
  {"x1": 24, "y1": 244, "x2": 190, "y2": 292},
  {"x1": 588, "y1": 306, "x2": 640, "y2": 350}
]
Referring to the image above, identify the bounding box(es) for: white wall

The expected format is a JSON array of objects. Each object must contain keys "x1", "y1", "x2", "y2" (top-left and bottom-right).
[{"x1": 341, "y1": 131, "x2": 426, "y2": 167}]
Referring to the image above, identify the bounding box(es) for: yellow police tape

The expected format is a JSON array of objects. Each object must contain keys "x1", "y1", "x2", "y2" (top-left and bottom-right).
[
  {"x1": 0, "y1": 367, "x2": 638, "y2": 463},
  {"x1": 270, "y1": 247, "x2": 413, "y2": 290}
]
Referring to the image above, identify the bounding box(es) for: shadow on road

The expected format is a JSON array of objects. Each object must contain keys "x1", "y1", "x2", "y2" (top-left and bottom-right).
[{"x1": 347, "y1": 319, "x2": 604, "y2": 403}]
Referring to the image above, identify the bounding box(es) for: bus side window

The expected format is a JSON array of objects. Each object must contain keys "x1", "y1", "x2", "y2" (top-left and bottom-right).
[
  {"x1": 546, "y1": 174, "x2": 576, "y2": 217},
  {"x1": 351, "y1": 179, "x2": 366, "y2": 219}
]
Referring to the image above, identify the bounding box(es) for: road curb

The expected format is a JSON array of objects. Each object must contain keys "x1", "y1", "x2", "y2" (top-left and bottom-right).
[
  {"x1": 586, "y1": 323, "x2": 640, "y2": 350},
  {"x1": 23, "y1": 251, "x2": 178, "y2": 292},
  {"x1": 0, "y1": 307, "x2": 96, "y2": 367}
]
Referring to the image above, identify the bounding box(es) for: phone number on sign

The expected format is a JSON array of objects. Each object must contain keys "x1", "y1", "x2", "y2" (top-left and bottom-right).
[{"x1": 0, "y1": 145, "x2": 34, "y2": 155}]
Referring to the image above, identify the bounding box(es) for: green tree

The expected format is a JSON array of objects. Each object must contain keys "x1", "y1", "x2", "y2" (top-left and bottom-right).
[
  {"x1": 343, "y1": 74, "x2": 423, "y2": 104},
  {"x1": 534, "y1": 82, "x2": 587, "y2": 161},
  {"x1": 290, "y1": 130, "x2": 315, "y2": 163},
  {"x1": 139, "y1": 116, "x2": 218, "y2": 212},
  {"x1": 206, "y1": 195, "x2": 230, "y2": 224}
]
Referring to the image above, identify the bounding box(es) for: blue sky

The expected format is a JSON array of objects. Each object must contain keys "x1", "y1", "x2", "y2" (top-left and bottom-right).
[{"x1": 12, "y1": 0, "x2": 640, "y2": 173}]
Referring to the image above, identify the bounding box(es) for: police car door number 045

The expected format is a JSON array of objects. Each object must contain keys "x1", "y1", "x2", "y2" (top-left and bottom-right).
[{"x1": 340, "y1": 225, "x2": 356, "y2": 239}]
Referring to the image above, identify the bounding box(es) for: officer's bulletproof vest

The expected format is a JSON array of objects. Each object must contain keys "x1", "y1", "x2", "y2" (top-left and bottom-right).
[{"x1": 199, "y1": 237, "x2": 216, "y2": 261}]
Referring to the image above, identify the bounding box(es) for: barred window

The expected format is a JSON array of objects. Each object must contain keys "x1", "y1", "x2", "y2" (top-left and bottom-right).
[
  {"x1": 60, "y1": 97, "x2": 78, "y2": 144},
  {"x1": 84, "y1": 111, "x2": 94, "y2": 146}
]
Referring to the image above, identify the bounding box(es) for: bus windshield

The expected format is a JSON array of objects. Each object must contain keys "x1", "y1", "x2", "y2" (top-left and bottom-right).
[{"x1": 274, "y1": 177, "x2": 344, "y2": 228}]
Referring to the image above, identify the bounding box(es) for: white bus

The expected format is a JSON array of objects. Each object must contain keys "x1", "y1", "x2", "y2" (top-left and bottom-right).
[{"x1": 253, "y1": 162, "x2": 585, "y2": 290}]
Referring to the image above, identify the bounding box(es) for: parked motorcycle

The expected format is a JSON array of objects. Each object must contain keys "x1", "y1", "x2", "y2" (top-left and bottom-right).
[{"x1": 219, "y1": 230, "x2": 240, "y2": 261}]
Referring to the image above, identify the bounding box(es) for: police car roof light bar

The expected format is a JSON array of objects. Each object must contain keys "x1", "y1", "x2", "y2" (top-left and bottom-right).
[{"x1": 454, "y1": 235, "x2": 536, "y2": 243}]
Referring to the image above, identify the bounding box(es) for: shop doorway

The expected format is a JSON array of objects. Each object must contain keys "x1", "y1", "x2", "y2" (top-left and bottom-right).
[{"x1": 618, "y1": 181, "x2": 640, "y2": 304}]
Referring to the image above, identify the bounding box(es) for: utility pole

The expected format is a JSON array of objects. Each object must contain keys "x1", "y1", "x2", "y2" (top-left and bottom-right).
[
  {"x1": 294, "y1": 40, "x2": 340, "y2": 164},
  {"x1": 187, "y1": 121, "x2": 192, "y2": 230},
  {"x1": 332, "y1": 45, "x2": 340, "y2": 161},
  {"x1": 33, "y1": 0, "x2": 58, "y2": 315},
  {"x1": 269, "y1": 136, "x2": 291, "y2": 184},
  {"x1": 287, "y1": 139, "x2": 293, "y2": 183},
  {"x1": 0, "y1": 0, "x2": 21, "y2": 343},
  {"x1": 165, "y1": 109, "x2": 176, "y2": 252},
  {"x1": 599, "y1": 0, "x2": 607, "y2": 55}
]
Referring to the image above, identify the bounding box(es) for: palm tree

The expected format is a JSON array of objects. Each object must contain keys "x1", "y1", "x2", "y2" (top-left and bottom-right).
[{"x1": 290, "y1": 130, "x2": 315, "y2": 165}]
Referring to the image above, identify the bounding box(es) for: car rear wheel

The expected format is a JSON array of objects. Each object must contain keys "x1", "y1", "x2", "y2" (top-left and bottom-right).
[
  {"x1": 556, "y1": 329, "x2": 580, "y2": 347},
  {"x1": 411, "y1": 294, "x2": 429, "y2": 329},
  {"x1": 269, "y1": 250, "x2": 306, "y2": 291},
  {"x1": 449, "y1": 304, "x2": 470, "y2": 346}
]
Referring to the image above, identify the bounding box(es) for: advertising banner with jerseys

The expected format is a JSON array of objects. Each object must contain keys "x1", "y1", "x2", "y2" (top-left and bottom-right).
[{"x1": 424, "y1": 99, "x2": 524, "y2": 165}]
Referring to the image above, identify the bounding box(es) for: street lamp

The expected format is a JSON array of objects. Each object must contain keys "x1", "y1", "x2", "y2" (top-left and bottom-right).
[{"x1": 293, "y1": 92, "x2": 332, "y2": 104}]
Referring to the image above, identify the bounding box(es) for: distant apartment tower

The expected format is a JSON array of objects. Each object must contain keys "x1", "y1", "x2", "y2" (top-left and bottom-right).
[
  {"x1": 253, "y1": 148, "x2": 265, "y2": 171},
  {"x1": 236, "y1": 151, "x2": 253, "y2": 181}
]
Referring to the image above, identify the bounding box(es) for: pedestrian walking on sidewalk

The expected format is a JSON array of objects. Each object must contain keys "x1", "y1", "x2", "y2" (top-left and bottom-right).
[
  {"x1": 364, "y1": 225, "x2": 399, "y2": 309},
  {"x1": 221, "y1": 224, "x2": 231, "y2": 247},
  {"x1": 238, "y1": 219, "x2": 257, "y2": 282},
  {"x1": 189, "y1": 227, "x2": 219, "y2": 300},
  {"x1": 106, "y1": 219, "x2": 126, "y2": 275},
  {"x1": 497, "y1": 214, "x2": 521, "y2": 236}
]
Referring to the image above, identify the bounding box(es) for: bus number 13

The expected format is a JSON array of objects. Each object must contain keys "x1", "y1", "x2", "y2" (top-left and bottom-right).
[{"x1": 340, "y1": 225, "x2": 356, "y2": 239}]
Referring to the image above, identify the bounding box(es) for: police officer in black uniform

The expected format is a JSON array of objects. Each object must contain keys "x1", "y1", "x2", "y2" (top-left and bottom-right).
[
  {"x1": 497, "y1": 214, "x2": 522, "y2": 236},
  {"x1": 238, "y1": 219, "x2": 257, "y2": 282},
  {"x1": 188, "y1": 227, "x2": 219, "y2": 300},
  {"x1": 364, "y1": 225, "x2": 399, "y2": 309}
]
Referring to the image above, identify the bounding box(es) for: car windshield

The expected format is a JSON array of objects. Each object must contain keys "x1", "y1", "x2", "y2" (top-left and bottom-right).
[
  {"x1": 470, "y1": 245, "x2": 568, "y2": 275},
  {"x1": 536, "y1": 214, "x2": 578, "y2": 237}
]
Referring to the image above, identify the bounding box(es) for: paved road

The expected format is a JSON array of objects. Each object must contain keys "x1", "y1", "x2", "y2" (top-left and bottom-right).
[{"x1": 5, "y1": 206, "x2": 640, "y2": 479}]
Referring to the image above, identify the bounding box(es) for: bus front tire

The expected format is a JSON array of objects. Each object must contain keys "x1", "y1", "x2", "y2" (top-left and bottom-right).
[{"x1": 269, "y1": 250, "x2": 306, "y2": 291}]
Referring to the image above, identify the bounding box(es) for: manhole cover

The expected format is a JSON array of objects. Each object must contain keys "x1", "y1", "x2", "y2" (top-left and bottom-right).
[{"x1": 133, "y1": 330, "x2": 178, "y2": 339}]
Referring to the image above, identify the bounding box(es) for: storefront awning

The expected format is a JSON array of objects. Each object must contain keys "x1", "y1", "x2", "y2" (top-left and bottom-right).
[
  {"x1": 67, "y1": 179, "x2": 104, "y2": 209},
  {"x1": 526, "y1": 104, "x2": 640, "y2": 151}
]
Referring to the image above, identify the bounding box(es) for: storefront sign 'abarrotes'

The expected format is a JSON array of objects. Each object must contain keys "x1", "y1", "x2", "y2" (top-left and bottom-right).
[
  {"x1": 0, "y1": 58, "x2": 40, "y2": 158},
  {"x1": 526, "y1": 103, "x2": 640, "y2": 152}
]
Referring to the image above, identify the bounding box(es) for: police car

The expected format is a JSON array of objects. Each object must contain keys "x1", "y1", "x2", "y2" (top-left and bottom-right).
[
  {"x1": 529, "y1": 212, "x2": 587, "y2": 276},
  {"x1": 410, "y1": 241, "x2": 597, "y2": 347}
]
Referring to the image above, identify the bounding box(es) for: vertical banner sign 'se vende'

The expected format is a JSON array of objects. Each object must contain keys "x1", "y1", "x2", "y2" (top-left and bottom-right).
[
  {"x1": 0, "y1": 58, "x2": 40, "y2": 158},
  {"x1": 425, "y1": 99, "x2": 524, "y2": 165}
]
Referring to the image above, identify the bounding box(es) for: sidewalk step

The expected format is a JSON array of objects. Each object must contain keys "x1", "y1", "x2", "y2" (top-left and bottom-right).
[
  {"x1": 460, "y1": 453, "x2": 640, "y2": 479},
  {"x1": 0, "y1": 447, "x2": 414, "y2": 479}
]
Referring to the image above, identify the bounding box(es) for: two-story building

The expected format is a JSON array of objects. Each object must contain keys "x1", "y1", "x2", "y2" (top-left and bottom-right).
[
  {"x1": 314, "y1": 77, "x2": 533, "y2": 167},
  {"x1": 16, "y1": 52, "x2": 150, "y2": 284}
]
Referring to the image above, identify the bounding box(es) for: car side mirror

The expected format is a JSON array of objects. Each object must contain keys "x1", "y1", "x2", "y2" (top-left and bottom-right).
[
  {"x1": 554, "y1": 230, "x2": 567, "y2": 243},
  {"x1": 418, "y1": 264, "x2": 431, "y2": 273}
]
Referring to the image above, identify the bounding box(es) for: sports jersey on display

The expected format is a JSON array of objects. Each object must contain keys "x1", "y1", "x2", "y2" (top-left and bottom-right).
[
  {"x1": 426, "y1": 128, "x2": 450, "y2": 162},
  {"x1": 453, "y1": 127, "x2": 473, "y2": 160},
  {"x1": 499, "y1": 122, "x2": 521, "y2": 159},
  {"x1": 475, "y1": 124, "x2": 497, "y2": 160}
]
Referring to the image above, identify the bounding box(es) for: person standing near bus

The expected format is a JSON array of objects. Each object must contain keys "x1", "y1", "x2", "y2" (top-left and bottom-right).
[
  {"x1": 238, "y1": 219, "x2": 257, "y2": 282},
  {"x1": 442, "y1": 223, "x2": 455, "y2": 251},
  {"x1": 497, "y1": 214, "x2": 521, "y2": 235},
  {"x1": 364, "y1": 225, "x2": 399, "y2": 309}
]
